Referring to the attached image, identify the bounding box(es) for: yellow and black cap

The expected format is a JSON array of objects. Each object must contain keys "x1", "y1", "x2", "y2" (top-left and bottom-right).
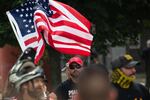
[{"x1": 111, "y1": 54, "x2": 139, "y2": 70}]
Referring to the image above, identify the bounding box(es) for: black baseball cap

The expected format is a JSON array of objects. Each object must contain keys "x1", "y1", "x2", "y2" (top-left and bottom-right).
[{"x1": 111, "y1": 54, "x2": 139, "y2": 70}]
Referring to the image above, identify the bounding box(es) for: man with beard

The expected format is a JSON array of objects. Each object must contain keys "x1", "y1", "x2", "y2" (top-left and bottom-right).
[
  {"x1": 7, "y1": 60, "x2": 50, "y2": 100},
  {"x1": 54, "y1": 56, "x2": 84, "y2": 100},
  {"x1": 111, "y1": 54, "x2": 150, "y2": 100}
]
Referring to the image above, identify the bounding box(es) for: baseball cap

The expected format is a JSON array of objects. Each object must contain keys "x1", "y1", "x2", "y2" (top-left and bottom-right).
[
  {"x1": 111, "y1": 54, "x2": 139, "y2": 70},
  {"x1": 67, "y1": 56, "x2": 83, "y2": 66}
]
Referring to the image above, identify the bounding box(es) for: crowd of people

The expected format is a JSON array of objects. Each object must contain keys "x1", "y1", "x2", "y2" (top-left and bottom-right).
[{"x1": 2, "y1": 47, "x2": 150, "y2": 100}]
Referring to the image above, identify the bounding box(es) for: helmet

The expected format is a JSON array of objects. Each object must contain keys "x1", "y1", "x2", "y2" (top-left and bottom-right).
[
  {"x1": 18, "y1": 47, "x2": 36, "y2": 62},
  {"x1": 9, "y1": 60, "x2": 45, "y2": 92}
]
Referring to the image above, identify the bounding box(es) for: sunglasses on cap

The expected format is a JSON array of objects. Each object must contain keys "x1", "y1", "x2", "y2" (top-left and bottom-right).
[{"x1": 69, "y1": 64, "x2": 82, "y2": 69}]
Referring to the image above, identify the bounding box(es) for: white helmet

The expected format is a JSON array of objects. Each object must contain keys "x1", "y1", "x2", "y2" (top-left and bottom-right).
[{"x1": 9, "y1": 60, "x2": 46, "y2": 92}]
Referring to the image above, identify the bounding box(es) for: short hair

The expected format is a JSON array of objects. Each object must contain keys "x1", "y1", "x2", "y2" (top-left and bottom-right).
[
  {"x1": 78, "y1": 64, "x2": 109, "y2": 83},
  {"x1": 78, "y1": 64, "x2": 111, "y2": 100}
]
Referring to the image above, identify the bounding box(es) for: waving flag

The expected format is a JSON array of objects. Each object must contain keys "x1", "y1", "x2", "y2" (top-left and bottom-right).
[
  {"x1": 6, "y1": 0, "x2": 47, "y2": 64},
  {"x1": 35, "y1": 0, "x2": 93, "y2": 56},
  {"x1": 6, "y1": 0, "x2": 93, "y2": 64}
]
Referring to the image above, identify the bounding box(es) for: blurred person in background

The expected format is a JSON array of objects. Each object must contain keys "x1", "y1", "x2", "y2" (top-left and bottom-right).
[
  {"x1": 111, "y1": 54, "x2": 150, "y2": 100},
  {"x1": 141, "y1": 40, "x2": 150, "y2": 91},
  {"x1": 77, "y1": 64, "x2": 118, "y2": 100}
]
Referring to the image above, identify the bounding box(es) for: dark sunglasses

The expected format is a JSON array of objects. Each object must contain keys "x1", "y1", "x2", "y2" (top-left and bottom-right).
[{"x1": 69, "y1": 64, "x2": 82, "y2": 69}]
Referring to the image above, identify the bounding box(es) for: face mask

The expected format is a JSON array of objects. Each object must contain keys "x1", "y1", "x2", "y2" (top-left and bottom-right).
[{"x1": 111, "y1": 68, "x2": 135, "y2": 89}]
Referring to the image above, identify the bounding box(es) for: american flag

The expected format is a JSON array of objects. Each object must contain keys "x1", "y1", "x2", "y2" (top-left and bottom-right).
[{"x1": 6, "y1": 0, "x2": 93, "y2": 64}]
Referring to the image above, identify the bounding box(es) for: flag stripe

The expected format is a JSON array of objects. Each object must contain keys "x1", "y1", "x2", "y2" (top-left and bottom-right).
[
  {"x1": 24, "y1": 36, "x2": 37, "y2": 45},
  {"x1": 49, "y1": 7, "x2": 88, "y2": 33},
  {"x1": 53, "y1": 42, "x2": 90, "y2": 52},
  {"x1": 23, "y1": 32, "x2": 37, "y2": 40},
  {"x1": 49, "y1": 0, "x2": 90, "y2": 32},
  {"x1": 53, "y1": 43, "x2": 90, "y2": 52},
  {"x1": 54, "y1": 47, "x2": 90, "y2": 56},
  {"x1": 52, "y1": 35, "x2": 91, "y2": 49},
  {"x1": 55, "y1": 1, "x2": 91, "y2": 30},
  {"x1": 49, "y1": 17, "x2": 88, "y2": 33},
  {"x1": 50, "y1": 26, "x2": 93, "y2": 41},
  {"x1": 34, "y1": 37, "x2": 45, "y2": 64},
  {"x1": 34, "y1": 10, "x2": 51, "y2": 32},
  {"x1": 51, "y1": 31, "x2": 92, "y2": 46},
  {"x1": 56, "y1": 48, "x2": 90, "y2": 56}
]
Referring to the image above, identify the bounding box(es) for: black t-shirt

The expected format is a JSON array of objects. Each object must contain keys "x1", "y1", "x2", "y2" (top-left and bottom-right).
[
  {"x1": 113, "y1": 83, "x2": 150, "y2": 100},
  {"x1": 55, "y1": 79, "x2": 77, "y2": 100}
]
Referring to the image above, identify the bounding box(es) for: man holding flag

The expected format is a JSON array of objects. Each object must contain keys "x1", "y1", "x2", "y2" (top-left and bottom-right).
[{"x1": 6, "y1": 0, "x2": 93, "y2": 64}]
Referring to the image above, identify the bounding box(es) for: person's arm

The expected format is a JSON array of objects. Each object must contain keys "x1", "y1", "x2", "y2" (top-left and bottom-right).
[
  {"x1": 54, "y1": 84, "x2": 63, "y2": 100},
  {"x1": 49, "y1": 92, "x2": 57, "y2": 100},
  {"x1": 136, "y1": 83, "x2": 150, "y2": 99},
  {"x1": 140, "y1": 84, "x2": 150, "y2": 98}
]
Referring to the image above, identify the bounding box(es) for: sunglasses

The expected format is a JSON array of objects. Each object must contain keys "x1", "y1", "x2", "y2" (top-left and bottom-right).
[{"x1": 69, "y1": 64, "x2": 82, "y2": 69}]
